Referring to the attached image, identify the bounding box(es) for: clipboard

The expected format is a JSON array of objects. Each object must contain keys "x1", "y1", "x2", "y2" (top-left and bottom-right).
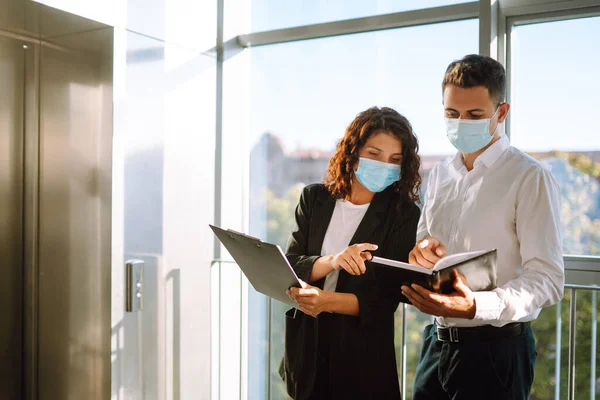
[{"x1": 210, "y1": 225, "x2": 302, "y2": 307}]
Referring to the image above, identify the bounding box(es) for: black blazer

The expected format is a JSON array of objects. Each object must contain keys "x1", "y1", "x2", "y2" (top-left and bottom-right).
[{"x1": 280, "y1": 183, "x2": 420, "y2": 400}]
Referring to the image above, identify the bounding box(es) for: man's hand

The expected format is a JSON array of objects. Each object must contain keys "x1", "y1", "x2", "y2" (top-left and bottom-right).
[
  {"x1": 401, "y1": 271, "x2": 476, "y2": 319},
  {"x1": 409, "y1": 236, "x2": 447, "y2": 268},
  {"x1": 287, "y1": 280, "x2": 332, "y2": 317}
]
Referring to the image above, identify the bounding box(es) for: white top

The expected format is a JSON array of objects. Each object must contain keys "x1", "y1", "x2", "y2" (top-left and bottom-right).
[
  {"x1": 321, "y1": 199, "x2": 370, "y2": 292},
  {"x1": 418, "y1": 134, "x2": 564, "y2": 327}
]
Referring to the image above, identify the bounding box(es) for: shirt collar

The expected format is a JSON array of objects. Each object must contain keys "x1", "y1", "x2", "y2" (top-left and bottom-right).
[
  {"x1": 447, "y1": 134, "x2": 510, "y2": 170},
  {"x1": 449, "y1": 151, "x2": 464, "y2": 170},
  {"x1": 475, "y1": 134, "x2": 510, "y2": 168}
]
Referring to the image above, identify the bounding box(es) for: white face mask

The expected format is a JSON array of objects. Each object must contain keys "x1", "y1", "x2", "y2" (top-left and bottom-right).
[
  {"x1": 355, "y1": 157, "x2": 401, "y2": 193},
  {"x1": 445, "y1": 107, "x2": 500, "y2": 153}
]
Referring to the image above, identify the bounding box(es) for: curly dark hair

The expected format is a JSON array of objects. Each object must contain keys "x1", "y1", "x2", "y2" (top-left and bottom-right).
[{"x1": 323, "y1": 106, "x2": 421, "y2": 207}]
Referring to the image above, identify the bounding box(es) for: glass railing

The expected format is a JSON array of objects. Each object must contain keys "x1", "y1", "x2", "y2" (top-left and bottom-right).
[{"x1": 211, "y1": 257, "x2": 600, "y2": 400}]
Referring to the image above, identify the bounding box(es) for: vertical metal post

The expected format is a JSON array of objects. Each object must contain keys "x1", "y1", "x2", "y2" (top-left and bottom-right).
[
  {"x1": 239, "y1": 270, "x2": 244, "y2": 400},
  {"x1": 555, "y1": 300, "x2": 562, "y2": 400},
  {"x1": 568, "y1": 289, "x2": 577, "y2": 400},
  {"x1": 505, "y1": 19, "x2": 514, "y2": 140},
  {"x1": 214, "y1": 0, "x2": 224, "y2": 259},
  {"x1": 218, "y1": 263, "x2": 222, "y2": 400},
  {"x1": 479, "y1": 0, "x2": 492, "y2": 57},
  {"x1": 591, "y1": 290, "x2": 597, "y2": 400},
  {"x1": 401, "y1": 304, "x2": 408, "y2": 399},
  {"x1": 267, "y1": 298, "x2": 272, "y2": 400},
  {"x1": 214, "y1": 0, "x2": 224, "y2": 395}
]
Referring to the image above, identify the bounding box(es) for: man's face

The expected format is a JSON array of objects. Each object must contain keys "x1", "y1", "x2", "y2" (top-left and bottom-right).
[{"x1": 443, "y1": 85, "x2": 510, "y2": 135}]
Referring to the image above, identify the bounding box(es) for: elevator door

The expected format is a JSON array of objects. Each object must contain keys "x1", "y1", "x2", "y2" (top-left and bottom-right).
[
  {"x1": 0, "y1": 34, "x2": 24, "y2": 400},
  {"x1": 1, "y1": 9, "x2": 113, "y2": 397}
]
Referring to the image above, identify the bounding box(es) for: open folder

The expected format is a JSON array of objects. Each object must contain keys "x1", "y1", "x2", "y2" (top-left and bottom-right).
[
  {"x1": 371, "y1": 249, "x2": 498, "y2": 295},
  {"x1": 210, "y1": 225, "x2": 301, "y2": 307}
]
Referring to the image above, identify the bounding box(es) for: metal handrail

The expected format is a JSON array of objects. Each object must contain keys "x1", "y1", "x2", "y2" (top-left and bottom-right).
[
  {"x1": 211, "y1": 260, "x2": 599, "y2": 399},
  {"x1": 565, "y1": 284, "x2": 600, "y2": 291}
]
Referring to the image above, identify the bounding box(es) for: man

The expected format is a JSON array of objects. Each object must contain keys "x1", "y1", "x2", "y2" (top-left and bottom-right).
[{"x1": 401, "y1": 54, "x2": 564, "y2": 399}]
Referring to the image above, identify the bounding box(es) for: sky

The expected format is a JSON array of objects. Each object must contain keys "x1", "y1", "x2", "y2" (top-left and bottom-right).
[{"x1": 245, "y1": 3, "x2": 600, "y2": 156}]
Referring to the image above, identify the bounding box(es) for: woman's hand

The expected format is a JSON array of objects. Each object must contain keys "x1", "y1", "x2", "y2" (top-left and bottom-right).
[
  {"x1": 287, "y1": 280, "x2": 332, "y2": 317},
  {"x1": 330, "y1": 243, "x2": 378, "y2": 275}
]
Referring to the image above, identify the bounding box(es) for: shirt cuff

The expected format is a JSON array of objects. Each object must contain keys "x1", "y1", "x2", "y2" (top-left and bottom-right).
[
  {"x1": 473, "y1": 291, "x2": 503, "y2": 321},
  {"x1": 416, "y1": 231, "x2": 429, "y2": 242}
]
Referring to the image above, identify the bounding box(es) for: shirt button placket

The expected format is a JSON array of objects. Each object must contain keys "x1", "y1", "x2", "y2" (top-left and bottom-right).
[{"x1": 454, "y1": 176, "x2": 470, "y2": 250}]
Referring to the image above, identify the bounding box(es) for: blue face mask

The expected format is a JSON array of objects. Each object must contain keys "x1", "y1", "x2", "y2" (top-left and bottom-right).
[
  {"x1": 445, "y1": 107, "x2": 500, "y2": 153},
  {"x1": 355, "y1": 157, "x2": 401, "y2": 193}
]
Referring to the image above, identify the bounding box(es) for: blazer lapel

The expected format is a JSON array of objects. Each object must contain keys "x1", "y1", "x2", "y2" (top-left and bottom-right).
[
  {"x1": 335, "y1": 188, "x2": 393, "y2": 291},
  {"x1": 308, "y1": 188, "x2": 336, "y2": 255}
]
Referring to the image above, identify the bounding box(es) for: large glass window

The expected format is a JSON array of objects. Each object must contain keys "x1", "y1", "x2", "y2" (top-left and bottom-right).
[
  {"x1": 511, "y1": 16, "x2": 600, "y2": 257},
  {"x1": 111, "y1": 29, "x2": 216, "y2": 399},
  {"x1": 250, "y1": 0, "x2": 470, "y2": 32},
  {"x1": 510, "y1": 15, "x2": 600, "y2": 399},
  {"x1": 246, "y1": 19, "x2": 478, "y2": 399}
]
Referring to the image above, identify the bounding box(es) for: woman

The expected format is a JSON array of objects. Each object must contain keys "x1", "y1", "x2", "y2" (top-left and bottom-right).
[{"x1": 281, "y1": 106, "x2": 421, "y2": 399}]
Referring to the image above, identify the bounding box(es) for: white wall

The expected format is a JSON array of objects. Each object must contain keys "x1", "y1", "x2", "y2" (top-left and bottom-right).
[{"x1": 35, "y1": 2, "x2": 217, "y2": 399}]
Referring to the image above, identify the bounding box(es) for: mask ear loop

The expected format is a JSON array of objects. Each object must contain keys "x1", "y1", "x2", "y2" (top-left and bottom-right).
[{"x1": 489, "y1": 103, "x2": 504, "y2": 136}]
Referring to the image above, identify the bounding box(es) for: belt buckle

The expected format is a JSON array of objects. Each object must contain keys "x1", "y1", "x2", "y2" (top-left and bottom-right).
[
  {"x1": 448, "y1": 327, "x2": 459, "y2": 342},
  {"x1": 437, "y1": 325, "x2": 460, "y2": 343}
]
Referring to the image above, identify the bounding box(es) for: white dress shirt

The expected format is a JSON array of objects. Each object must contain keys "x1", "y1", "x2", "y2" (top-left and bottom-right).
[
  {"x1": 321, "y1": 199, "x2": 370, "y2": 292},
  {"x1": 418, "y1": 134, "x2": 564, "y2": 327}
]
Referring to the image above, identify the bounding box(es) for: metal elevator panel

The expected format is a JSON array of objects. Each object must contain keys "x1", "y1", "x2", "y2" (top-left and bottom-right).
[
  {"x1": 36, "y1": 28, "x2": 113, "y2": 400},
  {"x1": 0, "y1": 33, "x2": 25, "y2": 400},
  {"x1": 0, "y1": 1, "x2": 114, "y2": 399}
]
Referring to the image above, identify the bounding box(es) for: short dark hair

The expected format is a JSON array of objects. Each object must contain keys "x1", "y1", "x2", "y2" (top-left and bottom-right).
[{"x1": 442, "y1": 54, "x2": 506, "y2": 106}]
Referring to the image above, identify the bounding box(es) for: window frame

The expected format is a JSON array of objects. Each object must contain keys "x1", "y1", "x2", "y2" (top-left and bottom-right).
[{"x1": 212, "y1": 2, "x2": 600, "y2": 399}]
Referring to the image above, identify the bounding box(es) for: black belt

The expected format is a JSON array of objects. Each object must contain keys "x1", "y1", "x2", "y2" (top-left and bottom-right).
[{"x1": 436, "y1": 322, "x2": 531, "y2": 343}]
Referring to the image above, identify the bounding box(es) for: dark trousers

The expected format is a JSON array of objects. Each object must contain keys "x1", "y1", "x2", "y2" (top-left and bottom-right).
[{"x1": 413, "y1": 324, "x2": 537, "y2": 400}]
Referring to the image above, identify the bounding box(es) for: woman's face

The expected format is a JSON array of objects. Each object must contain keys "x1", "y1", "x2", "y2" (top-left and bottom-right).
[{"x1": 357, "y1": 130, "x2": 403, "y2": 166}]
